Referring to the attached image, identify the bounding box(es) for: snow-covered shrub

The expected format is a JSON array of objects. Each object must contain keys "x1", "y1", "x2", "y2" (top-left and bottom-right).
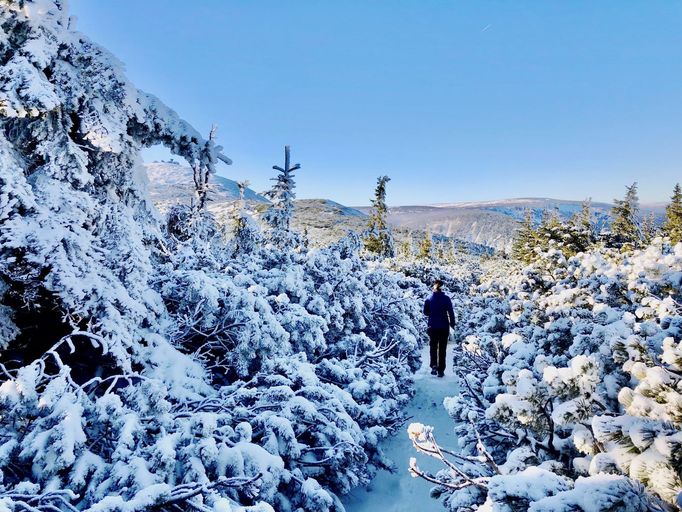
[
  {"x1": 0, "y1": 3, "x2": 425, "y2": 510},
  {"x1": 411, "y1": 239, "x2": 682, "y2": 510},
  {"x1": 159, "y1": 220, "x2": 427, "y2": 506},
  {"x1": 0, "y1": 0, "x2": 224, "y2": 370}
]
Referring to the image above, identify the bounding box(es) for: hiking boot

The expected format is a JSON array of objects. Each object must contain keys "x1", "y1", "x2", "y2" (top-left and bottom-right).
[
  {"x1": 437, "y1": 372, "x2": 444, "y2": 378},
  {"x1": 431, "y1": 367, "x2": 438, "y2": 376}
]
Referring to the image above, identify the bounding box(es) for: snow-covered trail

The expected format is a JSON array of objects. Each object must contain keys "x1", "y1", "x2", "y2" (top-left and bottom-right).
[{"x1": 341, "y1": 344, "x2": 459, "y2": 512}]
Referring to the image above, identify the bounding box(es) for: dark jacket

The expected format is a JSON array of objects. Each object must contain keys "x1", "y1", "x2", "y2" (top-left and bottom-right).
[{"x1": 424, "y1": 291, "x2": 456, "y2": 330}]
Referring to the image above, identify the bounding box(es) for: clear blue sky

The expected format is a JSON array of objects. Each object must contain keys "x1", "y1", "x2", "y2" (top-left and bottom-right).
[{"x1": 70, "y1": 0, "x2": 682, "y2": 206}]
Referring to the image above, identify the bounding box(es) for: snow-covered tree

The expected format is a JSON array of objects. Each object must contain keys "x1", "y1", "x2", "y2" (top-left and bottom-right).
[
  {"x1": 262, "y1": 145, "x2": 300, "y2": 248},
  {"x1": 566, "y1": 199, "x2": 596, "y2": 254},
  {"x1": 418, "y1": 231, "x2": 433, "y2": 260},
  {"x1": 398, "y1": 237, "x2": 414, "y2": 259},
  {"x1": 433, "y1": 239, "x2": 449, "y2": 263},
  {"x1": 641, "y1": 211, "x2": 658, "y2": 245},
  {"x1": 229, "y1": 180, "x2": 262, "y2": 256},
  {"x1": 0, "y1": 0, "x2": 228, "y2": 370},
  {"x1": 536, "y1": 208, "x2": 571, "y2": 254},
  {"x1": 364, "y1": 175, "x2": 395, "y2": 258},
  {"x1": 663, "y1": 183, "x2": 682, "y2": 244},
  {"x1": 610, "y1": 182, "x2": 642, "y2": 248},
  {"x1": 512, "y1": 209, "x2": 538, "y2": 263}
]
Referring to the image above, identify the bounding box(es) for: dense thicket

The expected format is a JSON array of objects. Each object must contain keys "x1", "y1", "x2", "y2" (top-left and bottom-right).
[
  {"x1": 0, "y1": 3, "x2": 425, "y2": 511},
  {"x1": 410, "y1": 240, "x2": 682, "y2": 511}
]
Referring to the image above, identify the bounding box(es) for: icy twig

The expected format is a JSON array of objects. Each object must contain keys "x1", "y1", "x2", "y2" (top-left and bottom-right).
[
  {"x1": 409, "y1": 425, "x2": 491, "y2": 488},
  {"x1": 0, "y1": 489, "x2": 79, "y2": 512}
]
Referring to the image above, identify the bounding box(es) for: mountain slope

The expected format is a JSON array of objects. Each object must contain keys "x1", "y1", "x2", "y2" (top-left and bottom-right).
[
  {"x1": 357, "y1": 198, "x2": 665, "y2": 252},
  {"x1": 290, "y1": 199, "x2": 368, "y2": 245},
  {"x1": 144, "y1": 164, "x2": 666, "y2": 253},
  {"x1": 144, "y1": 162, "x2": 368, "y2": 246},
  {"x1": 145, "y1": 161, "x2": 269, "y2": 207}
]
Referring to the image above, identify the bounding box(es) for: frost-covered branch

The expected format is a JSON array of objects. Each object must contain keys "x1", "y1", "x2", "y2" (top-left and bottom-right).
[
  {"x1": 408, "y1": 423, "x2": 494, "y2": 492},
  {"x1": 155, "y1": 474, "x2": 262, "y2": 508},
  {"x1": 0, "y1": 489, "x2": 79, "y2": 512}
]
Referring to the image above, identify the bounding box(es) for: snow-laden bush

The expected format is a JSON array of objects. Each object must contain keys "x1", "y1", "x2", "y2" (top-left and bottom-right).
[
  {"x1": 0, "y1": 3, "x2": 425, "y2": 510},
  {"x1": 0, "y1": 0, "x2": 225, "y2": 371},
  {"x1": 410, "y1": 240, "x2": 682, "y2": 511},
  {"x1": 157, "y1": 220, "x2": 426, "y2": 509}
]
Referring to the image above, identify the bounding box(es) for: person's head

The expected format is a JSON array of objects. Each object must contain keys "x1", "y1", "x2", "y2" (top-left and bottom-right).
[{"x1": 433, "y1": 279, "x2": 443, "y2": 292}]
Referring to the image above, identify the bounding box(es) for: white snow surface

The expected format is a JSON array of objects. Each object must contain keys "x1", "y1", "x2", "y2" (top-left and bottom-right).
[{"x1": 342, "y1": 344, "x2": 459, "y2": 512}]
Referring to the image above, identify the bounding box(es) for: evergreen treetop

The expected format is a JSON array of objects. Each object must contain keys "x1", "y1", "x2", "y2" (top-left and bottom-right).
[
  {"x1": 610, "y1": 182, "x2": 642, "y2": 248},
  {"x1": 418, "y1": 231, "x2": 433, "y2": 260},
  {"x1": 641, "y1": 211, "x2": 658, "y2": 245},
  {"x1": 566, "y1": 199, "x2": 596, "y2": 255},
  {"x1": 663, "y1": 183, "x2": 682, "y2": 244},
  {"x1": 512, "y1": 209, "x2": 538, "y2": 264},
  {"x1": 364, "y1": 175, "x2": 395, "y2": 257},
  {"x1": 231, "y1": 180, "x2": 261, "y2": 255},
  {"x1": 262, "y1": 145, "x2": 300, "y2": 247}
]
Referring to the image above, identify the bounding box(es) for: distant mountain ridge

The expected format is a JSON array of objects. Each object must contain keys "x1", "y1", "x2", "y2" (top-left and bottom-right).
[
  {"x1": 431, "y1": 197, "x2": 666, "y2": 219},
  {"x1": 144, "y1": 163, "x2": 665, "y2": 253},
  {"x1": 143, "y1": 162, "x2": 368, "y2": 246},
  {"x1": 358, "y1": 197, "x2": 665, "y2": 252}
]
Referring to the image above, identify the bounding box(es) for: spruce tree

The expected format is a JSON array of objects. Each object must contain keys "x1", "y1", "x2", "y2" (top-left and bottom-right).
[
  {"x1": 537, "y1": 208, "x2": 569, "y2": 252},
  {"x1": 446, "y1": 242, "x2": 459, "y2": 263},
  {"x1": 566, "y1": 199, "x2": 595, "y2": 255},
  {"x1": 641, "y1": 212, "x2": 658, "y2": 245},
  {"x1": 0, "y1": 0, "x2": 230, "y2": 359},
  {"x1": 434, "y1": 240, "x2": 446, "y2": 262},
  {"x1": 231, "y1": 180, "x2": 261, "y2": 255},
  {"x1": 398, "y1": 238, "x2": 413, "y2": 259},
  {"x1": 662, "y1": 183, "x2": 682, "y2": 244},
  {"x1": 263, "y1": 146, "x2": 300, "y2": 247},
  {"x1": 512, "y1": 209, "x2": 538, "y2": 263},
  {"x1": 418, "y1": 231, "x2": 433, "y2": 260},
  {"x1": 364, "y1": 175, "x2": 395, "y2": 257},
  {"x1": 610, "y1": 182, "x2": 642, "y2": 248}
]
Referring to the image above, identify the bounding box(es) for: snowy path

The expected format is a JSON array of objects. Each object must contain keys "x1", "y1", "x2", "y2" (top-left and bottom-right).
[{"x1": 341, "y1": 344, "x2": 459, "y2": 512}]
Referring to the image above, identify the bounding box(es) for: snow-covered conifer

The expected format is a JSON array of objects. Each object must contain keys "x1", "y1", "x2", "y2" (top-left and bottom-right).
[
  {"x1": 641, "y1": 211, "x2": 658, "y2": 245},
  {"x1": 663, "y1": 183, "x2": 682, "y2": 244},
  {"x1": 512, "y1": 209, "x2": 538, "y2": 263},
  {"x1": 262, "y1": 145, "x2": 300, "y2": 248},
  {"x1": 610, "y1": 182, "x2": 642, "y2": 248},
  {"x1": 566, "y1": 199, "x2": 596, "y2": 254},
  {"x1": 364, "y1": 175, "x2": 395, "y2": 258},
  {"x1": 230, "y1": 180, "x2": 262, "y2": 256},
  {"x1": 536, "y1": 208, "x2": 570, "y2": 254},
  {"x1": 418, "y1": 231, "x2": 433, "y2": 260},
  {"x1": 398, "y1": 237, "x2": 414, "y2": 259}
]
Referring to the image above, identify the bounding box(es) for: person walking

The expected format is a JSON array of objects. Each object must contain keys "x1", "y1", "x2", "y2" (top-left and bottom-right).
[{"x1": 423, "y1": 279, "x2": 456, "y2": 377}]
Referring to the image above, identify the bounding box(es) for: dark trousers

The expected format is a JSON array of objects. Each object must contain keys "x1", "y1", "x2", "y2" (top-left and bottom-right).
[{"x1": 428, "y1": 327, "x2": 449, "y2": 373}]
